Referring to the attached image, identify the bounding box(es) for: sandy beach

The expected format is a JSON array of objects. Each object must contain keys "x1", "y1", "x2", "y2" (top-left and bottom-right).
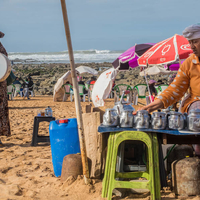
[{"x1": 0, "y1": 95, "x2": 199, "y2": 200}]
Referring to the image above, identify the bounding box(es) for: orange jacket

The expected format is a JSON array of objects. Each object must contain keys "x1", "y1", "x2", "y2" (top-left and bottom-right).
[{"x1": 155, "y1": 54, "x2": 200, "y2": 113}]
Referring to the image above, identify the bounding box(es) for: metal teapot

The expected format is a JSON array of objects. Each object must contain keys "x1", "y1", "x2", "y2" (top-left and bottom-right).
[
  {"x1": 119, "y1": 109, "x2": 134, "y2": 128},
  {"x1": 103, "y1": 108, "x2": 119, "y2": 127},
  {"x1": 187, "y1": 109, "x2": 200, "y2": 132},
  {"x1": 161, "y1": 107, "x2": 171, "y2": 116},
  {"x1": 168, "y1": 110, "x2": 186, "y2": 130},
  {"x1": 151, "y1": 110, "x2": 167, "y2": 130},
  {"x1": 113, "y1": 90, "x2": 135, "y2": 115},
  {"x1": 134, "y1": 110, "x2": 150, "y2": 129}
]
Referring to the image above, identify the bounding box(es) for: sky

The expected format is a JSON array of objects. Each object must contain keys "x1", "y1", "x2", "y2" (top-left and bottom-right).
[{"x1": 0, "y1": 0, "x2": 200, "y2": 53}]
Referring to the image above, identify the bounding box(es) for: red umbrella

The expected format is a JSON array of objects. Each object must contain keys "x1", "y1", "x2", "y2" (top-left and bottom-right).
[{"x1": 138, "y1": 34, "x2": 193, "y2": 66}]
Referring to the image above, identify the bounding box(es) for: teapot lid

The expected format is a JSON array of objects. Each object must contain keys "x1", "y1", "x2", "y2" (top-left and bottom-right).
[
  {"x1": 137, "y1": 110, "x2": 149, "y2": 114},
  {"x1": 189, "y1": 109, "x2": 200, "y2": 114},
  {"x1": 152, "y1": 111, "x2": 166, "y2": 116},
  {"x1": 162, "y1": 107, "x2": 171, "y2": 112},
  {"x1": 170, "y1": 110, "x2": 182, "y2": 115}
]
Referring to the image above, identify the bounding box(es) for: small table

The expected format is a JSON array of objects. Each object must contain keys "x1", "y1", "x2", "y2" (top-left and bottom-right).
[
  {"x1": 31, "y1": 116, "x2": 55, "y2": 146},
  {"x1": 98, "y1": 126, "x2": 200, "y2": 190}
]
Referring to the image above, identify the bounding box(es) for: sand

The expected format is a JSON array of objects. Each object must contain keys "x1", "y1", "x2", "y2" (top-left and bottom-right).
[{"x1": 0, "y1": 96, "x2": 199, "y2": 200}]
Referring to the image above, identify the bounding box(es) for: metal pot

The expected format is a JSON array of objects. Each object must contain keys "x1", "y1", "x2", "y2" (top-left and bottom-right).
[
  {"x1": 168, "y1": 111, "x2": 186, "y2": 130},
  {"x1": 151, "y1": 111, "x2": 167, "y2": 130},
  {"x1": 113, "y1": 90, "x2": 135, "y2": 115},
  {"x1": 0, "y1": 53, "x2": 11, "y2": 82},
  {"x1": 162, "y1": 107, "x2": 171, "y2": 116},
  {"x1": 134, "y1": 110, "x2": 150, "y2": 129},
  {"x1": 187, "y1": 109, "x2": 200, "y2": 132},
  {"x1": 119, "y1": 109, "x2": 134, "y2": 128},
  {"x1": 103, "y1": 108, "x2": 119, "y2": 127}
]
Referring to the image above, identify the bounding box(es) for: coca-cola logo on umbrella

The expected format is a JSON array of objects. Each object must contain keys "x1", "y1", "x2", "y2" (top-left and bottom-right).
[
  {"x1": 161, "y1": 45, "x2": 171, "y2": 55},
  {"x1": 180, "y1": 44, "x2": 191, "y2": 51}
]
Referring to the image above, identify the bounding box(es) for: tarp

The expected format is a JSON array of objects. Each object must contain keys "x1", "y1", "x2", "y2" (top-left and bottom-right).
[
  {"x1": 139, "y1": 65, "x2": 171, "y2": 76},
  {"x1": 53, "y1": 71, "x2": 72, "y2": 102},
  {"x1": 92, "y1": 68, "x2": 118, "y2": 107},
  {"x1": 76, "y1": 66, "x2": 98, "y2": 75}
]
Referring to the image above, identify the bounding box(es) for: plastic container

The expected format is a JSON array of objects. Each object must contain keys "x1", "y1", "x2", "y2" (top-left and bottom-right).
[
  {"x1": 45, "y1": 106, "x2": 53, "y2": 117},
  {"x1": 49, "y1": 118, "x2": 80, "y2": 177}
]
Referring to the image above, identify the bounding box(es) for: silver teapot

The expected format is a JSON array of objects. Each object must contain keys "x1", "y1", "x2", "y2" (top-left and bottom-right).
[
  {"x1": 151, "y1": 111, "x2": 167, "y2": 130},
  {"x1": 162, "y1": 107, "x2": 171, "y2": 115},
  {"x1": 113, "y1": 91, "x2": 135, "y2": 115},
  {"x1": 168, "y1": 110, "x2": 186, "y2": 130},
  {"x1": 103, "y1": 108, "x2": 119, "y2": 127},
  {"x1": 134, "y1": 110, "x2": 150, "y2": 129},
  {"x1": 187, "y1": 109, "x2": 200, "y2": 132},
  {"x1": 119, "y1": 109, "x2": 134, "y2": 128}
]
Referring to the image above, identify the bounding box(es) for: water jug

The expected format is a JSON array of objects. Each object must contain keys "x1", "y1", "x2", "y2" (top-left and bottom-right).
[
  {"x1": 45, "y1": 106, "x2": 53, "y2": 117},
  {"x1": 49, "y1": 118, "x2": 80, "y2": 177}
]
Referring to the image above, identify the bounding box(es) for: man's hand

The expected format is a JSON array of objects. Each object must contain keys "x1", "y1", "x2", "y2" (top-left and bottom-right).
[{"x1": 133, "y1": 99, "x2": 164, "y2": 114}]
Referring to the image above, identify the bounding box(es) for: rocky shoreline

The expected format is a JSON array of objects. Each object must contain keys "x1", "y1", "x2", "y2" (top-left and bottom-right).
[{"x1": 12, "y1": 62, "x2": 172, "y2": 95}]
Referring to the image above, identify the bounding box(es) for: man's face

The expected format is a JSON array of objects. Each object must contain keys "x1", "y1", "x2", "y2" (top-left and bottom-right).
[{"x1": 189, "y1": 38, "x2": 200, "y2": 57}]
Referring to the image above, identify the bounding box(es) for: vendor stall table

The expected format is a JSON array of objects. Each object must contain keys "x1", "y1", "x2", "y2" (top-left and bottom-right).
[{"x1": 98, "y1": 125, "x2": 200, "y2": 200}]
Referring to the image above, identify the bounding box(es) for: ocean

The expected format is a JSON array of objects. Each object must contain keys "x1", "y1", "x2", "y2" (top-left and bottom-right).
[{"x1": 8, "y1": 49, "x2": 123, "y2": 64}]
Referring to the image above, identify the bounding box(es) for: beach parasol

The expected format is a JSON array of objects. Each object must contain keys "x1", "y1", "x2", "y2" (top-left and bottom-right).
[
  {"x1": 60, "y1": 0, "x2": 90, "y2": 183},
  {"x1": 92, "y1": 68, "x2": 118, "y2": 107},
  {"x1": 112, "y1": 43, "x2": 155, "y2": 70},
  {"x1": 139, "y1": 65, "x2": 171, "y2": 76},
  {"x1": 164, "y1": 60, "x2": 184, "y2": 71},
  {"x1": 138, "y1": 34, "x2": 193, "y2": 66},
  {"x1": 76, "y1": 65, "x2": 98, "y2": 75}
]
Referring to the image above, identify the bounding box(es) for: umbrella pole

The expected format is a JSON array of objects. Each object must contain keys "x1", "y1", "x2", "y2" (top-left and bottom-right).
[
  {"x1": 143, "y1": 65, "x2": 153, "y2": 103},
  {"x1": 179, "y1": 58, "x2": 182, "y2": 68},
  {"x1": 60, "y1": 0, "x2": 90, "y2": 184}
]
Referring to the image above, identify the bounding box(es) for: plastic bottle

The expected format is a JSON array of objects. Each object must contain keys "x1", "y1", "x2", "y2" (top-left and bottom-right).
[{"x1": 45, "y1": 106, "x2": 53, "y2": 117}]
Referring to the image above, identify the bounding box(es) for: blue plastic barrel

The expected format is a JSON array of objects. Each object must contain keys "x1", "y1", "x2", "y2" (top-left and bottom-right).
[{"x1": 49, "y1": 118, "x2": 80, "y2": 177}]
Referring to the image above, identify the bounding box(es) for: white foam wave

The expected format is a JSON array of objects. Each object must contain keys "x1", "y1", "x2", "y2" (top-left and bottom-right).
[{"x1": 8, "y1": 50, "x2": 123, "y2": 64}]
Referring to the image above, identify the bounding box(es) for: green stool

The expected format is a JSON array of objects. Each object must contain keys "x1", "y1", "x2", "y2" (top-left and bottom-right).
[{"x1": 102, "y1": 131, "x2": 161, "y2": 200}]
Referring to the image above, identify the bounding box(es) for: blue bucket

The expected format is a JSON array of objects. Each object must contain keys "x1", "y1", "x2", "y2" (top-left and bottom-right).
[{"x1": 49, "y1": 118, "x2": 80, "y2": 177}]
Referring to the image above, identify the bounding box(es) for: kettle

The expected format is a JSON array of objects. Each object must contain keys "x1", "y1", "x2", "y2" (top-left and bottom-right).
[
  {"x1": 113, "y1": 90, "x2": 135, "y2": 115},
  {"x1": 151, "y1": 110, "x2": 167, "y2": 130},
  {"x1": 161, "y1": 107, "x2": 171, "y2": 116},
  {"x1": 103, "y1": 108, "x2": 119, "y2": 127},
  {"x1": 119, "y1": 109, "x2": 134, "y2": 128},
  {"x1": 168, "y1": 110, "x2": 186, "y2": 130},
  {"x1": 187, "y1": 109, "x2": 200, "y2": 132},
  {"x1": 134, "y1": 110, "x2": 150, "y2": 129}
]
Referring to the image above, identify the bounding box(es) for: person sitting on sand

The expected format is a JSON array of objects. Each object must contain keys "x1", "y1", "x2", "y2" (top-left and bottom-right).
[
  {"x1": 148, "y1": 80, "x2": 157, "y2": 102},
  {"x1": 137, "y1": 23, "x2": 200, "y2": 157},
  {"x1": 13, "y1": 77, "x2": 22, "y2": 85}
]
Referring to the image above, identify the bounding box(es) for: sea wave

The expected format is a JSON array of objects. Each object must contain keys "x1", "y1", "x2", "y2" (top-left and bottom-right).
[{"x1": 8, "y1": 50, "x2": 123, "y2": 64}]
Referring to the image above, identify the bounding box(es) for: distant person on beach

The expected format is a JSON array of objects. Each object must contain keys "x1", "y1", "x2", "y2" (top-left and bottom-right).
[
  {"x1": 28, "y1": 76, "x2": 34, "y2": 96},
  {"x1": 156, "y1": 80, "x2": 164, "y2": 86},
  {"x1": 0, "y1": 31, "x2": 11, "y2": 145},
  {"x1": 148, "y1": 80, "x2": 157, "y2": 102},
  {"x1": 77, "y1": 76, "x2": 88, "y2": 100},
  {"x1": 77, "y1": 76, "x2": 85, "y2": 86},
  {"x1": 89, "y1": 76, "x2": 96, "y2": 85},
  {"x1": 13, "y1": 77, "x2": 21, "y2": 85},
  {"x1": 137, "y1": 24, "x2": 200, "y2": 157}
]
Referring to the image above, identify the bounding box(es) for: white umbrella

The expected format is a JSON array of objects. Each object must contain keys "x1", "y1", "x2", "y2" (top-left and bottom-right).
[
  {"x1": 76, "y1": 65, "x2": 98, "y2": 75},
  {"x1": 92, "y1": 67, "x2": 118, "y2": 107},
  {"x1": 139, "y1": 65, "x2": 171, "y2": 76}
]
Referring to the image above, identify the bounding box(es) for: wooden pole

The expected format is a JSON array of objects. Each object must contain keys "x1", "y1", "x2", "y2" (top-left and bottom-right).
[{"x1": 60, "y1": 0, "x2": 90, "y2": 184}]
